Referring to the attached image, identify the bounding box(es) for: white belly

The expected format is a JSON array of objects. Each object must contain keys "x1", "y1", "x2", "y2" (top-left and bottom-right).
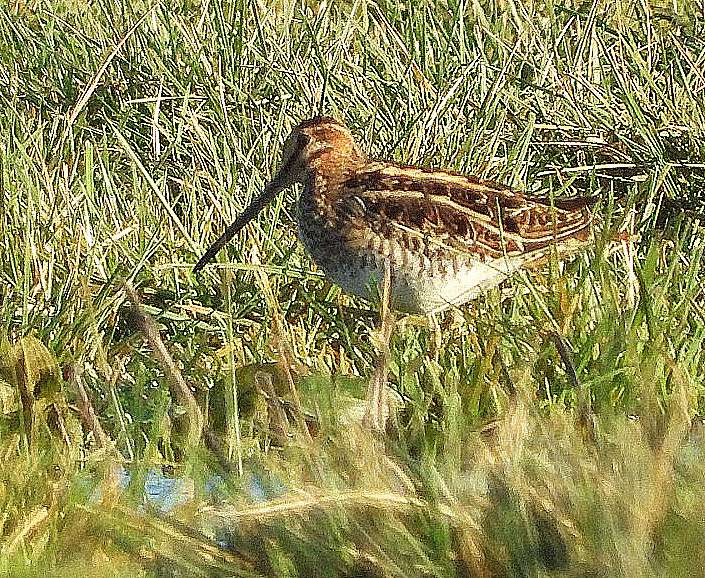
[{"x1": 307, "y1": 246, "x2": 529, "y2": 315}]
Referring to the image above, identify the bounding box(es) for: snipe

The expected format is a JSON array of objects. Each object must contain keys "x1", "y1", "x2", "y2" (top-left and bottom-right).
[
  {"x1": 195, "y1": 116, "x2": 595, "y2": 431},
  {"x1": 194, "y1": 116, "x2": 594, "y2": 314}
]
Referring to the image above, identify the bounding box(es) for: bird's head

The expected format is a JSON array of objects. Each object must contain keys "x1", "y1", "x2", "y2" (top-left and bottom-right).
[
  {"x1": 270, "y1": 116, "x2": 365, "y2": 190},
  {"x1": 194, "y1": 116, "x2": 364, "y2": 272}
]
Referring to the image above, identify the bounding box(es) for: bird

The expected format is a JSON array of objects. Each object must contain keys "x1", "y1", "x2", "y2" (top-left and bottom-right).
[
  {"x1": 194, "y1": 116, "x2": 595, "y2": 430},
  {"x1": 194, "y1": 116, "x2": 594, "y2": 314}
]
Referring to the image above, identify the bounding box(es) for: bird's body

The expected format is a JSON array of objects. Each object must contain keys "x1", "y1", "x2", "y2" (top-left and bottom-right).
[{"x1": 195, "y1": 116, "x2": 594, "y2": 314}]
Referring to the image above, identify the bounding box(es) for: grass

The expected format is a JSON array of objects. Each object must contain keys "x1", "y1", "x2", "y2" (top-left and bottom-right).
[{"x1": 1, "y1": 0, "x2": 705, "y2": 575}]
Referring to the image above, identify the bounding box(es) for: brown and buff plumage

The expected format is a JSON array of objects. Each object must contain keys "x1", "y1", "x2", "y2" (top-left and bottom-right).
[{"x1": 195, "y1": 116, "x2": 594, "y2": 315}]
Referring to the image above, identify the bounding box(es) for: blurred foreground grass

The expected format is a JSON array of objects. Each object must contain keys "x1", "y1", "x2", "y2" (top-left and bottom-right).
[{"x1": 1, "y1": 0, "x2": 705, "y2": 576}]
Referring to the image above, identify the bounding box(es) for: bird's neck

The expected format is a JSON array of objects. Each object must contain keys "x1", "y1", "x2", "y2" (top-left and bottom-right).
[{"x1": 307, "y1": 149, "x2": 368, "y2": 194}]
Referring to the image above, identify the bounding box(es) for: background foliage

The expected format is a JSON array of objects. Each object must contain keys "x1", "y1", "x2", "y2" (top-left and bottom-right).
[{"x1": 1, "y1": 0, "x2": 704, "y2": 576}]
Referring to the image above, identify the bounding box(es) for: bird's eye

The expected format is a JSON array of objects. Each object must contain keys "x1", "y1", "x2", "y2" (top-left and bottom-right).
[{"x1": 297, "y1": 133, "x2": 311, "y2": 149}]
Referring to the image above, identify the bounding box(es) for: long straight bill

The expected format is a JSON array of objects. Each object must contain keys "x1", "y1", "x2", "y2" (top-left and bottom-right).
[{"x1": 193, "y1": 181, "x2": 282, "y2": 272}]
